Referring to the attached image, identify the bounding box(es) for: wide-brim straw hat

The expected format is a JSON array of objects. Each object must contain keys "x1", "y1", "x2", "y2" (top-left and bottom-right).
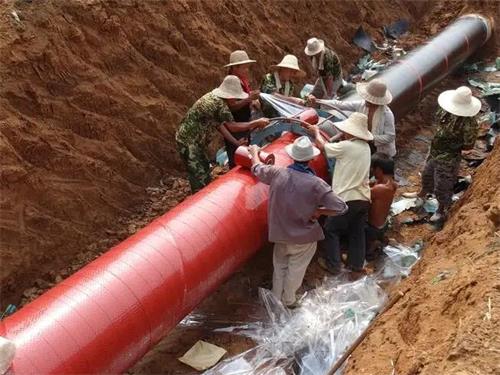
[
  {"x1": 285, "y1": 136, "x2": 321, "y2": 162},
  {"x1": 304, "y1": 37, "x2": 325, "y2": 56},
  {"x1": 224, "y1": 50, "x2": 256, "y2": 67},
  {"x1": 356, "y1": 79, "x2": 393, "y2": 105},
  {"x1": 438, "y1": 86, "x2": 481, "y2": 117},
  {"x1": 334, "y1": 112, "x2": 374, "y2": 141},
  {"x1": 271, "y1": 54, "x2": 306, "y2": 77},
  {"x1": 212, "y1": 75, "x2": 249, "y2": 100}
]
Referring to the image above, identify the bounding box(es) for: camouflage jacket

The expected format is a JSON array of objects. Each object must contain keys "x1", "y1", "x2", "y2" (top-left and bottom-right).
[
  {"x1": 429, "y1": 108, "x2": 478, "y2": 162},
  {"x1": 260, "y1": 73, "x2": 295, "y2": 96},
  {"x1": 319, "y1": 47, "x2": 342, "y2": 79},
  {"x1": 175, "y1": 92, "x2": 234, "y2": 147}
]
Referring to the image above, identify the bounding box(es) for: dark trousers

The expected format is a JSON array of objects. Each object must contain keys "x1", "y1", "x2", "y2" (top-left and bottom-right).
[
  {"x1": 421, "y1": 157, "x2": 460, "y2": 214},
  {"x1": 224, "y1": 131, "x2": 248, "y2": 168},
  {"x1": 322, "y1": 200, "x2": 370, "y2": 271}
]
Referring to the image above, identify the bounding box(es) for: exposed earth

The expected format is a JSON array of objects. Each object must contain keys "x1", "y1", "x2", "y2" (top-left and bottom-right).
[{"x1": 0, "y1": 0, "x2": 499, "y2": 374}]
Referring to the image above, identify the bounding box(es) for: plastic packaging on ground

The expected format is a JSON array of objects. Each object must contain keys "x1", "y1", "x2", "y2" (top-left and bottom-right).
[{"x1": 204, "y1": 242, "x2": 422, "y2": 374}]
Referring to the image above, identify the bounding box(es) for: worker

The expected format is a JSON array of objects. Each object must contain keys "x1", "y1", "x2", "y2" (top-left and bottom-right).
[
  {"x1": 307, "y1": 79, "x2": 396, "y2": 157},
  {"x1": 260, "y1": 54, "x2": 306, "y2": 116},
  {"x1": 249, "y1": 136, "x2": 347, "y2": 308},
  {"x1": 404, "y1": 86, "x2": 480, "y2": 224},
  {"x1": 366, "y1": 153, "x2": 398, "y2": 260},
  {"x1": 176, "y1": 75, "x2": 269, "y2": 193},
  {"x1": 304, "y1": 37, "x2": 343, "y2": 99},
  {"x1": 309, "y1": 113, "x2": 372, "y2": 279},
  {"x1": 224, "y1": 50, "x2": 261, "y2": 167}
]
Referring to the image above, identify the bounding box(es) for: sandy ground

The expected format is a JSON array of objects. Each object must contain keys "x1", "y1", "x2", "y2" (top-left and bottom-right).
[{"x1": 0, "y1": 0, "x2": 499, "y2": 374}]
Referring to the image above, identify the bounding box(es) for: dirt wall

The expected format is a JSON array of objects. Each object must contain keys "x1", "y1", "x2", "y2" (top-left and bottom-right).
[{"x1": 346, "y1": 144, "x2": 500, "y2": 375}]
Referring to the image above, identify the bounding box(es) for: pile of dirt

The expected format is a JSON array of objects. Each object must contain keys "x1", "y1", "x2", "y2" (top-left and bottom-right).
[
  {"x1": 0, "y1": 0, "x2": 414, "y2": 305},
  {"x1": 346, "y1": 144, "x2": 500, "y2": 375}
]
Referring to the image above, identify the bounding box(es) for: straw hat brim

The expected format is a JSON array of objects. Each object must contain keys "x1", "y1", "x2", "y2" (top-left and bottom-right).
[
  {"x1": 437, "y1": 90, "x2": 482, "y2": 117},
  {"x1": 334, "y1": 119, "x2": 374, "y2": 141},
  {"x1": 356, "y1": 82, "x2": 393, "y2": 105},
  {"x1": 285, "y1": 143, "x2": 321, "y2": 162},
  {"x1": 304, "y1": 40, "x2": 325, "y2": 56},
  {"x1": 224, "y1": 59, "x2": 257, "y2": 68},
  {"x1": 212, "y1": 88, "x2": 248, "y2": 100},
  {"x1": 270, "y1": 64, "x2": 306, "y2": 77}
]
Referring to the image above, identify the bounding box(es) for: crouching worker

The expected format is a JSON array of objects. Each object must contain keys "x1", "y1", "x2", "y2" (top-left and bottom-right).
[
  {"x1": 175, "y1": 75, "x2": 269, "y2": 193},
  {"x1": 366, "y1": 153, "x2": 397, "y2": 260},
  {"x1": 250, "y1": 137, "x2": 347, "y2": 308}
]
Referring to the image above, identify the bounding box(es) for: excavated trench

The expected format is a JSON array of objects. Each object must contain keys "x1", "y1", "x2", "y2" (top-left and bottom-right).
[{"x1": 0, "y1": 2, "x2": 500, "y2": 374}]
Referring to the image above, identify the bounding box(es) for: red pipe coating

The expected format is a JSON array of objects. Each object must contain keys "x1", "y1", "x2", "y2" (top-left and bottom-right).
[
  {"x1": 234, "y1": 147, "x2": 275, "y2": 169},
  {"x1": 1, "y1": 133, "x2": 328, "y2": 374},
  {"x1": 0, "y1": 14, "x2": 492, "y2": 374}
]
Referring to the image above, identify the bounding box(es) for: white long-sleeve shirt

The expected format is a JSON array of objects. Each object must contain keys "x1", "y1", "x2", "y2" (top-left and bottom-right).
[{"x1": 323, "y1": 99, "x2": 396, "y2": 157}]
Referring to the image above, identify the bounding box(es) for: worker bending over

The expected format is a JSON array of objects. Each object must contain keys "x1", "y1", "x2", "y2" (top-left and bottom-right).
[
  {"x1": 404, "y1": 86, "x2": 480, "y2": 224},
  {"x1": 225, "y1": 50, "x2": 261, "y2": 167},
  {"x1": 250, "y1": 137, "x2": 346, "y2": 308},
  {"x1": 304, "y1": 37, "x2": 343, "y2": 99},
  {"x1": 366, "y1": 153, "x2": 397, "y2": 260},
  {"x1": 309, "y1": 113, "x2": 372, "y2": 279},
  {"x1": 176, "y1": 75, "x2": 269, "y2": 193},
  {"x1": 308, "y1": 79, "x2": 396, "y2": 157}
]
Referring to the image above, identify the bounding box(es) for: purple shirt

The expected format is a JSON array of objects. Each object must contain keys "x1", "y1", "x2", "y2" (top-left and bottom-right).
[{"x1": 252, "y1": 164, "x2": 348, "y2": 244}]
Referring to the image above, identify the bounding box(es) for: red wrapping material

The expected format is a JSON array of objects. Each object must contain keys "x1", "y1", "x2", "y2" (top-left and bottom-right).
[{"x1": 1, "y1": 133, "x2": 328, "y2": 374}]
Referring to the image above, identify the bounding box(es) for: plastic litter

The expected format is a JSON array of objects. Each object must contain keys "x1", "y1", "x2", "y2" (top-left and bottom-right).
[
  {"x1": 216, "y1": 148, "x2": 228, "y2": 167},
  {"x1": 390, "y1": 197, "x2": 417, "y2": 215},
  {"x1": 468, "y1": 78, "x2": 500, "y2": 97},
  {"x1": 0, "y1": 336, "x2": 16, "y2": 374},
  {"x1": 178, "y1": 340, "x2": 227, "y2": 371},
  {"x1": 423, "y1": 198, "x2": 439, "y2": 213},
  {"x1": 205, "y1": 239, "x2": 422, "y2": 375},
  {"x1": 353, "y1": 26, "x2": 375, "y2": 53},
  {"x1": 383, "y1": 19, "x2": 410, "y2": 39},
  {"x1": 206, "y1": 279, "x2": 386, "y2": 375},
  {"x1": 381, "y1": 242, "x2": 423, "y2": 279}
]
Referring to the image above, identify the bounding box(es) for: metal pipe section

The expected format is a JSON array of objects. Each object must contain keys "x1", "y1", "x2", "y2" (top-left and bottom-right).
[
  {"x1": 1, "y1": 14, "x2": 492, "y2": 374},
  {"x1": 344, "y1": 14, "x2": 492, "y2": 119},
  {"x1": 0, "y1": 133, "x2": 328, "y2": 374}
]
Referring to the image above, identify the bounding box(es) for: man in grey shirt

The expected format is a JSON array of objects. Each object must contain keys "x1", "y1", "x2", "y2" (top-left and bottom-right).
[{"x1": 250, "y1": 136, "x2": 347, "y2": 308}]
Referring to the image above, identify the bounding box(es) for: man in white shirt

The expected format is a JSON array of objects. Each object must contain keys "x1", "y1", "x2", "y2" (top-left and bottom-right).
[{"x1": 309, "y1": 112, "x2": 373, "y2": 278}]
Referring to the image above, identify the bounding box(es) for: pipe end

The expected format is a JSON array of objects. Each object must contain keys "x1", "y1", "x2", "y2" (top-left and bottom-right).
[{"x1": 460, "y1": 13, "x2": 494, "y2": 41}]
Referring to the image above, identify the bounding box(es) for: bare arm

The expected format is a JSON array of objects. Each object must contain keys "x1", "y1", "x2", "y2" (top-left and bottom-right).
[
  {"x1": 308, "y1": 125, "x2": 327, "y2": 152},
  {"x1": 218, "y1": 124, "x2": 243, "y2": 146},
  {"x1": 224, "y1": 118, "x2": 270, "y2": 132},
  {"x1": 273, "y1": 93, "x2": 305, "y2": 106}
]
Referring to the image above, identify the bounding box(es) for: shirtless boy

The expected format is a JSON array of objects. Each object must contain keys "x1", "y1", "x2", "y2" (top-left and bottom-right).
[{"x1": 366, "y1": 153, "x2": 398, "y2": 260}]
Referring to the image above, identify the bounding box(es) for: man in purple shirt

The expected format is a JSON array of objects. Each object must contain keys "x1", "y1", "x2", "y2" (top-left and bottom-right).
[{"x1": 250, "y1": 136, "x2": 347, "y2": 308}]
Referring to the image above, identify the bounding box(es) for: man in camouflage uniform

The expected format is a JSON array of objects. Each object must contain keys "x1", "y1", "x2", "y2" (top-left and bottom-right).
[
  {"x1": 260, "y1": 54, "x2": 306, "y2": 117},
  {"x1": 176, "y1": 75, "x2": 269, "y2": 193},
  {"x1": 304, "y1": 38, "x2": 342, "y2": 99},
  {"x1": 408, "y1": 86, "x2": 480, "y2": 223}
]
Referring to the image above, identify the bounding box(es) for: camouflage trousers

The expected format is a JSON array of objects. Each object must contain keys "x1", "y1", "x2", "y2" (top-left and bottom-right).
[
  {"x1": 176, "y1": 141, "x2": 211, "y2": 193},
  {"x1": 421, "y1": 157, "x2": 460, "y2": 213}
]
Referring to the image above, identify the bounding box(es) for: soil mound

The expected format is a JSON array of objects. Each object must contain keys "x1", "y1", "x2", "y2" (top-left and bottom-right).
[{"x1": 346, "y1": 144, "x2": 500, "y2": 375}]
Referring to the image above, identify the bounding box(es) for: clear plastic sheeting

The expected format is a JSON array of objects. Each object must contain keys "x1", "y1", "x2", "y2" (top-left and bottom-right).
[
  {"x1": 205, "y1": 243, "x2": 422, "y2": 375},
  {"x1": 260, "y1": 93, "x2": 306, "y2": 118}
]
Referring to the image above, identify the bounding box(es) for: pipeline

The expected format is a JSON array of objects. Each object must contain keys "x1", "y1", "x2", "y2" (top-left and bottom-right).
[
  {"x1": 344, "y1": 14, "x2": 492, "y2": 119},
  {"x1": 0, "y1": 14, "x2": 492, "y2": 374}
]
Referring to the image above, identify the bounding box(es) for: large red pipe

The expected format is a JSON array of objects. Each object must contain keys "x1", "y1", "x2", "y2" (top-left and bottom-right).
[
  {"x1": 1, "y1": 133, "x2": 328, "y2": 374},
  {"x1": 1, "y1": 14, "x2": 492, "y2": 374}
]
